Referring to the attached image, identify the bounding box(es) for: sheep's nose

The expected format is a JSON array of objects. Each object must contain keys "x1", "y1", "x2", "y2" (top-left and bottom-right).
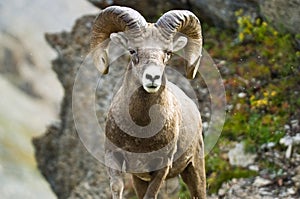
[
  {"x1": 145, "y1": 74, "x2": 160, "y2": 83},
  {"x1": 142, "y1": 66, "x2": 163, "y2": 93}
]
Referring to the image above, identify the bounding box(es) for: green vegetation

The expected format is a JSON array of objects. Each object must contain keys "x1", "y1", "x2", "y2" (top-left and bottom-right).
[
  {"x1": 178, "y1": 178, "x2": 190, "y2": 199},
  {"x1": 201, "y1": 10, "x2": 300, "y2": 194}
]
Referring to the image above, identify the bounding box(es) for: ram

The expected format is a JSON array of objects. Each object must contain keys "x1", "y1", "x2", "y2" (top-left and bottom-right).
[{"x1": 91, "y1": 6, "x2": 206, "y2": 199}]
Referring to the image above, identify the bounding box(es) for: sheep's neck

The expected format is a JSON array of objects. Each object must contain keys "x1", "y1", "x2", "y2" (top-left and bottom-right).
[
  {"x1": 127, "y1": 86, "x2": 169, "y2": 127},
  {"x1": 121, "y1": 68, "x2": 170, "y2": 126}
]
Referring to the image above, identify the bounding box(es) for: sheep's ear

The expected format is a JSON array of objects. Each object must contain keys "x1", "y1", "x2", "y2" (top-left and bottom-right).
[
  {"x1": 93, "y1": 33, "x2": 127, "y2": 75},
  {"x1": 92, "y1": 40, "x2": 110, "y2": 75},
  {"x1": 172, "y1": 36, "x2": 188, "y2": 52},
  {"x1": 110, "y1": 32, "x2": 128, "y2": 49}
]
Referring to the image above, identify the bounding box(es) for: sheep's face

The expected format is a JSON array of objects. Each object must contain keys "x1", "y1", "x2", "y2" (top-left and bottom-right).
[{"x1": 110, "y1": 27, "x2": 187, "y2": 93}]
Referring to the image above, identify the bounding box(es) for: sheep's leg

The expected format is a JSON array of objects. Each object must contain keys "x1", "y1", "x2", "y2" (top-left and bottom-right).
[
  {"x1": 132, "y1": 175, "x2": 149, "y2": 199},
  {"x1": 105, "y1": 150, "x2": 125, "y2": 199},
  {"x1": 180, "y1": 156, "x2": 206, "y2": 199},
  {"x1": 108, "y1": 168, "x2": 124, "y2": 199},
  {"x1": 143, "y1": 166, "x2": 170, "y2": 199}
]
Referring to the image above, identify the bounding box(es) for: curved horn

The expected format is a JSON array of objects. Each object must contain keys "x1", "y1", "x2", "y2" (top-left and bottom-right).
[
  {"x1": 91, "y1": 6, "x2": 147, "y2": 74},
  {"x1": 155, "y1": 11, "x2": 202, "y2": 79}
]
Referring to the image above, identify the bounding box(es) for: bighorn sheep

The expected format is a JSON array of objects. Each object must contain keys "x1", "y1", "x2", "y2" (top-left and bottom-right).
[{"x1": 91, "y1": 6, "x2": 206, "y2": 199}]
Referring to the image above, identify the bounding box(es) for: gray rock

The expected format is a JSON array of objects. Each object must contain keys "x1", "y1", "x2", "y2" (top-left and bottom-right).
[
  {"x1": 87, "y1": 0, "x2": 259, "y2": 29},
  {"x1": 189, "y1": 0, "x2": 259, "y2": 29},
  {"x1": 292, "y1": 166, "x2": 300, "y2": 187},
  {"x1": 249, "y1": 165, "x2": 259, "y2": 171},
  {"x1": 291, "y1": 119, "x2": 299, "y2": 130},
  {"x1": 259, "y1": 0, "x2": 300, "y2": 34},
  {"x1": 228, "y1": 142, "x2": 257, "y2": 167},
  {"x1": 0, "y1": 0, "x2": 97, "y2": 106},
  {"x1": 0, "y1": 31, "x2": 42, "y2": 98},
  {"x1": 253, "y1": 177, "x2": 272, "y2": 187},
  {"x1": 193, "y1": 0, "x2": 300, "y2": 33},
  {"x1": 279, "y1": 134, "x2": 300, "y2": 158},
  {"x1": 87, "y1": 0, "x2": 190, "y2": 22},
  {"x1": 218, "y1": 177, "x2": 299, "y2": 199},
  {"x1": 87, "y1": 0, "x2": 300, "y2": 34},
  {"x1": 32, "y1": 15, "x2": 112, "y2": 199}
]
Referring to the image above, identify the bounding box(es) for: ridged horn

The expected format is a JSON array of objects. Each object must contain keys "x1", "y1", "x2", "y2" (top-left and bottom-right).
[
  {"x1": 155, "y1": 10, "x2": 202, "y2": 79},
  {"x1": 91, "y1": 6, "x2": 147, "y2": 74}
]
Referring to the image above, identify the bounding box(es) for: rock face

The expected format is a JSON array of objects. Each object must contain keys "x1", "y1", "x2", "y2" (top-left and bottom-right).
[
  {"x1": 87, "y1": 0, "x2": 258, "y2": 28},
  {"x1": 0, "y1": 32, "x2": 41, "y2": 98},
  {"x1": 87, "y1": 0, "x2": 190, "y2": 21},
  {"x1": 32, "y1": 15, "x2": 112, "y2": 199},
  {"x1": 87, "y1": 0, "x2": 300, "y2": 34},
  {"x1": 0, "y1": 0, "x2": 98, "y2": 107},
  {"x1": 189, "y1": 0, "x2": 259, "y2": 28},
  {"x1": 259, "y1": 0, "x2": 300, "y2": 34},
  {"x1": 228, "y1": 142, "x2": 257, "y2": 167}
]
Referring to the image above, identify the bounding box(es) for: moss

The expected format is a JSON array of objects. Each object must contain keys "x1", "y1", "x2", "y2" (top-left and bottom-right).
[{"x1": 208, "y1": 167, "x2": 257, "y2": 194}]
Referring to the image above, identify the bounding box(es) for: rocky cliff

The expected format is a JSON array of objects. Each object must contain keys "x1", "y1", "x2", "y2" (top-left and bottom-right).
[
  {"x1": 32, "y1": 15, "x2": 113, "y2": 199},
  {"x1": 88, "y1": 0, "x2": 300, "y2": 34}
]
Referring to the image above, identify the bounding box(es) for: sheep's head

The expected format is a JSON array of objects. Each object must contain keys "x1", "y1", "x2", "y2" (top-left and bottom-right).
[
  {"x1": 110, "y1": 27, "x2": 188, "y2": 93},
  {"x1": 91, "y1": 6, "x2": 202, "y2": 93}
]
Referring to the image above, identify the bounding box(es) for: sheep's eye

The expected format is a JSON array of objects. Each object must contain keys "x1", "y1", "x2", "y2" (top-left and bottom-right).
[
  {"x1": 166, "y1": 51, "x2": 172, "y2": 56},
  {"x1": 128, "y1": 48, "x2": 137, "y2": 55},
  {"x1": 164, "y1": 50, "x2": 172, "y2": 58},
  {"x1": 129, "y1": 49, "x2": 138, "y2": 64},
  {"x1": 163, "y1": 50, "x2": 172, "y2": 63},
  {"x1": 165, "y1": 50, "x2": 172, "y2": 59}
]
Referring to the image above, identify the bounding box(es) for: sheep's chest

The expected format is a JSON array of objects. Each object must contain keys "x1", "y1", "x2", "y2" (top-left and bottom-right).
[
  {"x1": 105, "y1": 87, "x2": 182, "y2": 172},
  {"x1": 105, "y1": 112, "x2": 180, "y2": 152}
]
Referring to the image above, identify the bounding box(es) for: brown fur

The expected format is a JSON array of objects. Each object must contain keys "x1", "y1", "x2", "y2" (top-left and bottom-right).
[{"x1": 105, "y1": 69, "x2": 206, "y2": 199}]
